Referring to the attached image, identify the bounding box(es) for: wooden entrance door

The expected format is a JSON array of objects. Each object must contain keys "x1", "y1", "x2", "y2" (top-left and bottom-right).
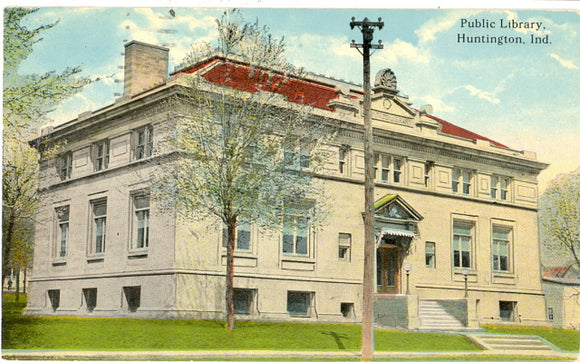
[{"x1": 377, "y1": 245, "x2": 400, "y2": 294}]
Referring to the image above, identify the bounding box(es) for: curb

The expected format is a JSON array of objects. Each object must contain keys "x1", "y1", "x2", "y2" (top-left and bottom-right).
[{"x1": 3, "y1": 349, "x2": 579, "y2": 360}]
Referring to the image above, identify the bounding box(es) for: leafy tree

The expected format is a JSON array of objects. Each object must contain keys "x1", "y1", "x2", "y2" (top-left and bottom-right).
[
  {"x1": 2, "y1": 7, "x2": 93, "y2": 289},
  {"x1": 539, "y1": 168, "x2": 580, "y2": 269},
  {"x1": 155, "y1": 10, "x2": 334, "y2": 329}
]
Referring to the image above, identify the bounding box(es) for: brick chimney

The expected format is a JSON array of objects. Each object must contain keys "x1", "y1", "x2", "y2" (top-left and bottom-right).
[{"x1": 123, "y1": 41, "x2": 169, "y2": 98}]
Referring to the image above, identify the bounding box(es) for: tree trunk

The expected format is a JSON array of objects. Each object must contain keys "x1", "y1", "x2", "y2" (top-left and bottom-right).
[
  {"x1": 2, "y1": 213, "x2": 16, "y2": 290},
  {"x1": 225, "y1": 216, "x2": 237, "y2": 330},
  {"x1": 15, "y1": 268, "x2": 20, "y2": 302}
]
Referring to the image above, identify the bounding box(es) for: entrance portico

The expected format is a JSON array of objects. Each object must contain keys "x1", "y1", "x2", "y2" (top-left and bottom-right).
[{"x1": 374, "y1": 194, "x2": 422, "y2": 295}]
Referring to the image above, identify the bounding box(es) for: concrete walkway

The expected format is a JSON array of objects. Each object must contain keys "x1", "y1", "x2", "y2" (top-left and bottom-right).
[{"x1": 3, "y1": 349, "x2": 578, "y2": 360}]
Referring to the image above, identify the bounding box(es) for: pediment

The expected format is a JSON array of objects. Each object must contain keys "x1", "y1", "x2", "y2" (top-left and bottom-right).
[{"x1": 374, "y1": 194, "x2": 423, "y2": 221}]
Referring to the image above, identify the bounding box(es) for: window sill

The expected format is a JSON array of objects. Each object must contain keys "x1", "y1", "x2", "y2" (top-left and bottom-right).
[
  {"x1": 288, "y1": 314, "x2": 312, "y2": 318},
  {"x1": 128, "y1": 249, "x2": 148, "y2": 259},
  {"x1": 87, "y1": 255, "x2": 104, "y2": 263},
  {"x1": 281, "y1": 255, "x2": 313, "y2": 262},
  {"x1": 492, "y1": 273, "x2": 516, "y2": 285},
  {"x1": 51, "y1": 259, "x2": 67, "y2": 266},
  {"x1": 281, "y1": 258, "x2": 315, "y2": 271}
]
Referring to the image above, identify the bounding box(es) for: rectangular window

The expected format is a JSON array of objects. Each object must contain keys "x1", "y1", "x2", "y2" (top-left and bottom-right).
[
  {"x1": 123, "y1": 286, "x2": 141, "y2": 312},
  {"x1": 233, "y1": 288, "x2": 255, "y2": 315},
  {"x1": 338, "y1": 233, "x2": 351, "y2": 261},
  {"x1": 56, "y1": 206, "x2": 69, "y2": 258},
  {"x1": 424, "y1": 161, "x2": 433, "y2": 187},
  {"x1": 452, "y1": 168, "x2": 473, "y2": 195},
  {"x1": 462, "y1": 170, "x2": 471, "y2": 195},
  {"x1": 393, "y1": 158, "x2": 402, "y2": 183},
  {"x1": 492, "y1": 226, "x2": 511, "y2": 272},
  {"x1": 452, "y1": 169, "x2": 459, "y2": 193},
  {"x1": 425, "y1": 241, "x2": 436, "y2": 268},
  {"x1": 90, "y1": 199, "x2": 107, "y2": 254},
  {"x1": 287, "y1": 291, "x2": 312, "y2": 316},
  {"x1": 453, "y1": 222, "x2": 472, "y2": 269},
  {"x1": 547, "y1": 307, "x2": 554, "y2": 321},
  {"x1": 94, "y1": 140, "x2": 110, "y2": 171},
  {"x1": 341, "y1": 302, "x2": 354, "y2": 318},
  {"x1": 222, "y1": 222, "x2": 251, "y2": 251},
  {"x1": 83, "y1": 288, "x2": 97, "y2": 313},
  {"x1": 48, "y1": 289, "x2": 60, "y2": 312},
  {"x1": 374, "y1": 153, "x2": 403, "y2": 184},
  {"x1": 282, "y1": 216, "x2": 308, "y2": 256},
  {"x1": 135, "y1": 126, "x2": 153, "y2": 160},
  {"x1": 59, "y1": 152, "x2": 72, "y2": 180},
  {"x1": 133, "y1": 194, "x2": 150, "y2": 249},
  {"x1": 491, "y1": 176, "x2": 509, "y2": 201},
  {"x1": 499, "y1": 301, "x2": 516, "y2": 321},
  {"x1": 338, "y1": 147, "x2": 348, "y2": 174}
]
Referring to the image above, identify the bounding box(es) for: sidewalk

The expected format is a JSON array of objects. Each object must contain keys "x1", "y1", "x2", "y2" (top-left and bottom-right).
[{"x1": 3, "y1": 349, "x2": 578, "y2": 360}]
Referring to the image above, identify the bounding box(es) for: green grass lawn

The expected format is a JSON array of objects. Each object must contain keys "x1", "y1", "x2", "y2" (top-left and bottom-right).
[
  {"x1": 2, "y1": 294, "x2": 479, "y2": 352},
  {"x1": 3, "y1": 294, "x2": 577, "y2": 354}
]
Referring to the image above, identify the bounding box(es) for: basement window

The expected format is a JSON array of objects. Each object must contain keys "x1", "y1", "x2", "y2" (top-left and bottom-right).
[
  {"x1": 123, "y1": 286, "x2": 141, "y2": 312},
  {"x1": 48, "y1": 289, "x2": 60, "y2": 312},
  {"x1": 341, "y1": 302, "x2": 354, "y2": 318},
  {"x1": 233, "y1": 288, "x2": 255, "y2": 315},
  {"x1": 287, "y1": 291, "x2": 313, "y2": 317},
  {"x1": 83, "y1": 288, "x2": 97, "y2": 313},
  {"x1": 499, "y1": 301, "x2": 517, "y2": 321}
]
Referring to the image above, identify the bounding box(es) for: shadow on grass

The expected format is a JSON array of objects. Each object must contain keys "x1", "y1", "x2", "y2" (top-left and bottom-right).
[{"x1": 321, "y1": 331, "x2": 349, "y2": 350}]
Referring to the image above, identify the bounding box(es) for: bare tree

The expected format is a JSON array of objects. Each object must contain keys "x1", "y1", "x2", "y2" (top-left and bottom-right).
[
  {"x1": 539, "y1": 168, "x2": 580, "y2": 268},
  {"x1": 155, "y1": 10, "x2": 334, "y2": 329},
  {"x1": 2, "y1": 7, "x2": 93, "y2": 289}
]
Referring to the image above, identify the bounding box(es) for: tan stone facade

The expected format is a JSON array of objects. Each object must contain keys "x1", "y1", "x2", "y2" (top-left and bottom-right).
[{"x1": 26, "y1": 41, "x2": 549, "y2": 327}]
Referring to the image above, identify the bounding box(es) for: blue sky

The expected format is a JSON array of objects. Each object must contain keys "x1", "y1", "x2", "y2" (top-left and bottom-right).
[{"x1": 10, "y1": 3, "x2": 580, "y2": 190}]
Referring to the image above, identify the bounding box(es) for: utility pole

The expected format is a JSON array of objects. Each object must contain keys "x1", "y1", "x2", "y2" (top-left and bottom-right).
[{"x1": 350, "y1": 17, "x2": 383, "y2": 361}]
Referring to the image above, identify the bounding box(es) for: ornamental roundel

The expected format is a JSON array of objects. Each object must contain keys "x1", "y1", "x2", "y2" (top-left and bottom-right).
[{"x1": 375, "y1": 68, "x2": 397, "y2": 90}]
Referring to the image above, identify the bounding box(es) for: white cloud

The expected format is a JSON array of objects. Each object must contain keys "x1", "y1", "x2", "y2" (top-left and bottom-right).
[
  {"x1": 415, "y1": 95, "x2": 456, "y2": 114},
  {"x1": 375, "y1": 39, "x2": 430, "y2": 65},
  {"x1": 415, "y1": 10, "x2": 480, "y2": 44},
  {"x1": 120, "y1": 19, "x2": 160, "y2": 45},
  {"x1": 548, "y1": 53, "x2": 579, "y2": 69},
  {"x1": 461, "y1": 85, "x2": 500, "y2": 104}
]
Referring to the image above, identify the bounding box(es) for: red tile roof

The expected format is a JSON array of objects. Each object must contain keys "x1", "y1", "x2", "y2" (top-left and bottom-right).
[
  {"x1": 174, "y1": 57, "x2": 508, "y2": 148},
  {"x1": 175, "y1": 57, "x2": 340, "y2": 111},
  {"x1": 424, "y1": 113, "x2": 508, "y2": 149},
  {"x1": 543, "y1": 265, "x2": 572, "y2": 279}
]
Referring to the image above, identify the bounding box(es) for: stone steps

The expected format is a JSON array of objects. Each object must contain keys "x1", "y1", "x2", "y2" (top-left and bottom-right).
[
  {"x1": 467, "y1": 334, "x2": 557, "y2": 352},
  {"x1": 418, "y1": 300, "x2": 465, "y2": 331}
]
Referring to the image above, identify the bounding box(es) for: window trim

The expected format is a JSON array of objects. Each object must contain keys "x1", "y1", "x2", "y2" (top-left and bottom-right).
[
  {"x1": 287, "y1": 291, "x2": 314, "y2": 317},
  {"x1": 452, "y1": 168, "x2": 474, "y2": 196},
  {"x1": 491, "y1": 175, "x2": 510, "y2": 201},
  {"x1": 88, "y1": 198, "x2": 107, "y2": 257},
  {"x1": 374, "y1": 153, "x2": 403, "y2": 184},
  {"x1": 93, "y1": 139, "x2": 110, "y2": 171},
  {"x1": 130, "y1": 192, "x2": 150, "y2": 253},
  {"x1": 282, "y1": 215, "x2": 310, "y2": 258},
  {"x1": 452, "y1": 219, "x2": 475, "y2": 270},
  {"x1": 491, "y1": 221, "x2": 515, "y2": 274},
  {"x1": 425, "y1": 241, "x2": 436, "y2": 268},
  {"x1": 338, "y1": 232, "x2": 352, "y2": 261},
  {"x1": 59, "y1": 152, "x2": 73, "y2": 181},
  {"x1": 55, "y1": 206, "x2": 70, "y2": 259},
  {"x1": 134, "y1": 126, "x2": 153, "y2": 160}
]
